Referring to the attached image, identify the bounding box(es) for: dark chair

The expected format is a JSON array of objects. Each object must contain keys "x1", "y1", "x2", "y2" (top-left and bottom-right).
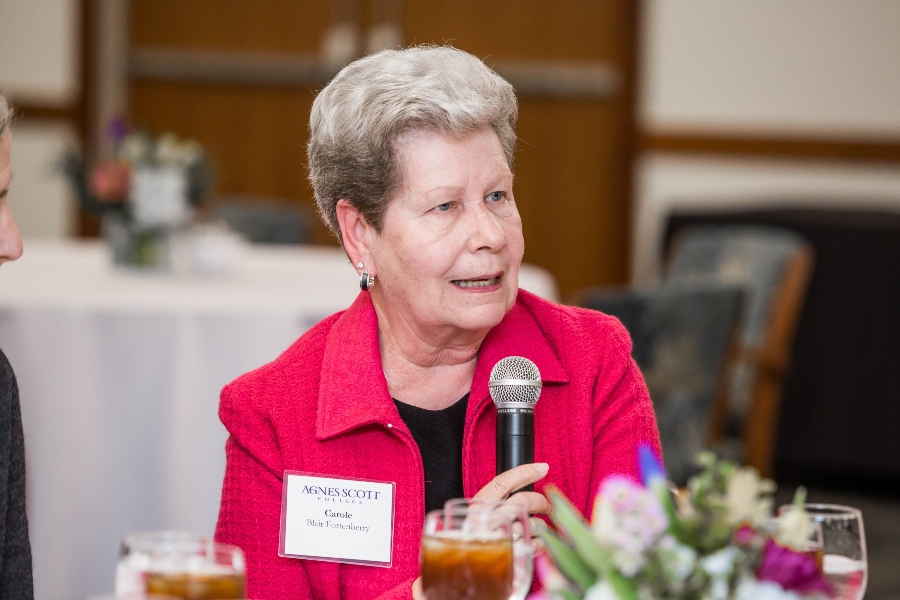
[
  {"x1": 577, "y1": 283, "x2": 743, "y2": 484},
  {"x1": 664, "y1": 225, "x2": 814, "y2": 476},
  {"x1": 213, "y1": 195, "x2": 311, "y2": 245}
]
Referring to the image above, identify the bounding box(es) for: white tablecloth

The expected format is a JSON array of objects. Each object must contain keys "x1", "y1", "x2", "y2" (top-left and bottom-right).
[{"x1": 0, "y1": 240, "x2": 558, "y2": 600}]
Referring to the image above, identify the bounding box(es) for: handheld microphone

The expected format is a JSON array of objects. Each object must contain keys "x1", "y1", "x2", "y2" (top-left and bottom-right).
[{"x1": 489, "y1": 356, "x2": 542, "y2": 492}]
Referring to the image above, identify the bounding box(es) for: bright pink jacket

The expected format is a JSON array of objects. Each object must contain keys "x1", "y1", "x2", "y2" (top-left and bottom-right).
[{"x1": 215, "y1": 290, "x2": 661, "y2": 600}]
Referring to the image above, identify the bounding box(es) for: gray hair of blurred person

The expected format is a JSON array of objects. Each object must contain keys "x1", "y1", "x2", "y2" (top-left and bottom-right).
[
  {"x1": 308, "y1": 46, "x2": 518, "y2": 244},
  {"x1": 0, "y1": 94, "x2": 11, "y2": 138}
]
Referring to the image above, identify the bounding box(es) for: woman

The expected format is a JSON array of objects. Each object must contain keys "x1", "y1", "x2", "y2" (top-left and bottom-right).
[
  {"x1": 0, "y1": 93, "x2": 35, "y2": 599},
  {"x1": 215, "y1": 47, "x2": 660, "y2": 600}
]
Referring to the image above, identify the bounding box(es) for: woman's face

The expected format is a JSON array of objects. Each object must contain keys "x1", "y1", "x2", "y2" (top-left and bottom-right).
[
  {"x1": 0, "y1": 131, "x2": 23, "y2": 266},
  {"x1": 369, "y1": 126, "x2": 524, "y2": 341}
]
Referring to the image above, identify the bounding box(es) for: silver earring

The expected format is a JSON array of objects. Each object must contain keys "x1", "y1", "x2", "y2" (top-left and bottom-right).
[
  {"x1": 360, "y1": 271, "x2": 375, "y2": 291},
  {"x1": 356, "y1": 261, "x2": 364, "y2": 269}
]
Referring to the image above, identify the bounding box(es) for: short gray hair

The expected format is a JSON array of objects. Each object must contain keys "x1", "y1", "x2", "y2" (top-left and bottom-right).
[
  {"x1": 308, "y1": 46, "x2": 518, "y2": 243},
  {"x1": 0, "y1": 94, "x2": 11, "y2": 138}
]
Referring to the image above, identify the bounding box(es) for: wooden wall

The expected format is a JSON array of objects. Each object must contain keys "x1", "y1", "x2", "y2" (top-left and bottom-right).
[{"x1": 129, "y1": 1, "x2": 638, "y2": 297}]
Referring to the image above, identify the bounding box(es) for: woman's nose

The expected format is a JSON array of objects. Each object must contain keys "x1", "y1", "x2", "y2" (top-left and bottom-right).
[
  {"x1": 0, "y1": 207, "x2": 23, "y2": 264},
  {"x1": 466, "y1": 202, "x2": 506, "y2": 252}
]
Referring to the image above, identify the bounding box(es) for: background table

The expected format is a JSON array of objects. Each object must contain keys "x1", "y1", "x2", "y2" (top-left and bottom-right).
[{"x1": 0, "y1": 240, "x2": 559, "y2": 600}]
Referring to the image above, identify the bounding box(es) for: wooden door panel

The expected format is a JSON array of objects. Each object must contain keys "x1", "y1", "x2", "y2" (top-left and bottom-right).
[
  {"x1": 405, "y1": 0, "x2": 625, "y2": 61},
  {"x1": 130, "y1": 81, "x2": 328, "y2": 242},
  {"x1": 129, "y1": 0, "x2": 636, "y2": 296},
  {"x1": 132, "y1": 0, "x2": 328, "y2": 53}
]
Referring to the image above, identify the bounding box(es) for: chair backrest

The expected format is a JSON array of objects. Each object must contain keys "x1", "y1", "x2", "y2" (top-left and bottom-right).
[
  {"x1": 665, "y1": 224, "x2": 814, "y2": 475},
  {"x1": 579, "y1": 283, "x2": 743, "y2": 484},
  {"x1": 213, "y1": 196, "x2": 311, "y2": 245},
  {"x1": 667, "y1": 225, "x2": 806, "y2": 348}
]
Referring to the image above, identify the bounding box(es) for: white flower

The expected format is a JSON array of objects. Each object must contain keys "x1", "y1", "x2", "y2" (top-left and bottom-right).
[
  {"x1": 656, "y1": 535, "x2": 697, "y2": 582},
  {"x1": 584, "y1": 580, "x2": 620, "y2": 600},
  {"x1": 725, "y1": 467, "x2": 775, "y2": 526},
  {"x1": 700, "y1": 547, "x2": 739, "y2": 579},
  {"x1": 734, "y1": 577, "x2": 803, "y2": 600},
  {"x1": 118, "y1": 133, "x2": 153, "y2": 165},
  {"x1": 703, "y1": 577, "x2": 729, "y2": 600},
  {"x1": 156, "y1": 133, "x2": 203, "y2": 167},
  {"x1": 776, "y1": 505, "x2": 814, "y2": 549}
]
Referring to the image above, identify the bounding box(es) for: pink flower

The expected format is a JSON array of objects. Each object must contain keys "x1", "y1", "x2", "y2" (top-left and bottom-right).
[
  {"x1": 756, "y1": 538, "x2": 830, "y2": 595},
  {"x1": 89, "y1": 161, "x2": 131, "y2": 202},
  {"x1": 592, "y1": 476, "x2": 668, "y2": 575},
  {"x1": 534, "y1": 554, "x2": 568, "y2": 591},
  {"x1": 734, "y1": 523, "x2": 760, "y2": 546}
]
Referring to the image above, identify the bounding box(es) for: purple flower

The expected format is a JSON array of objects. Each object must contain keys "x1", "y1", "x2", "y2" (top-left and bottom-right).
[
  {"x1": 105, "y1": 115, "x2": 130, "y2": 143},
  {"x1": 638, "y1": 443, "x2": 665, "y2": 487},
  {"x1": 756, "y1": 538, "x2": 831, "y2": 595}
]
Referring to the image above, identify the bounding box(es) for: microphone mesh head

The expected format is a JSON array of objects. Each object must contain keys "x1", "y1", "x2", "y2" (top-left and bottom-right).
[{"x1": 489, "y1": 356, "x2": 542, "y2": 406}]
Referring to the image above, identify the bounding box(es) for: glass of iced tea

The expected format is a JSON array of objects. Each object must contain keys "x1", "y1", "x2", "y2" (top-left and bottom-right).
[
  {"x1": 421, "y1": 499, "x2": 532, "y2": 600},
  {"x1": 115, "y1": 531, "x2": 246, "y2": 600}
]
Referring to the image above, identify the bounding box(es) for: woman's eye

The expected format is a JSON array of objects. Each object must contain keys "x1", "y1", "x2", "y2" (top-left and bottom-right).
[
  {"x1": 434, "y1": 202, "x2": 452, "y2": 212},
  {"x1": 488, "y1": 191, "x2": 505, "y2": 202}
]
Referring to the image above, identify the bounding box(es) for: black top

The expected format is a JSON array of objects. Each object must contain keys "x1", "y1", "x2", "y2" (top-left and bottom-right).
[
  {"x1": 393, "y1": 394, "x2": 469, "y2": 513},
  {"x1": 0, "y1": 349, "x2": 34, "y2": 599}
]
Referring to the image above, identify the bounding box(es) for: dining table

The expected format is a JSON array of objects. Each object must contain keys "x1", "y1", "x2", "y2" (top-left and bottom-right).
[{"x1": 0, "y1": 239, "x2": 559, "y2": 600}]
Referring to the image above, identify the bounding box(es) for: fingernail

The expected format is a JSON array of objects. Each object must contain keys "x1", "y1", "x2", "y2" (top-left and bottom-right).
[{"x1": 535, "y1": 462, "x2": 549, "y2": 476}]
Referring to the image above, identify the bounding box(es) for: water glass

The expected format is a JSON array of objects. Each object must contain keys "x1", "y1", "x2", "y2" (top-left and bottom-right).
[
  {"x1": 115, "y1": 530, "x2": 246, "y2": 600},
  {"x1": 782, "y1": 504, "x2": 867, "y2": 600}
]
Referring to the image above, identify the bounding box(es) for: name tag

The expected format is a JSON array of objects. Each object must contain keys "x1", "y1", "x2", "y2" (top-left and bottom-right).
[{"x1": 279, "y1": 472, "x2": 395, "y2": 567}]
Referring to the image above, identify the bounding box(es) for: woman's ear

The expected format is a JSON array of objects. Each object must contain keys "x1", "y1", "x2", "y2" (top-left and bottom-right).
[{"x1": 336, "y1": 199, "x2": 376, "y2": 274}]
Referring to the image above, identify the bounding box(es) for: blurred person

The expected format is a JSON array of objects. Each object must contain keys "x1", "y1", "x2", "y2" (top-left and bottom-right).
[
  {"x1": 214, "y1": 47, "x2": 660, "y2": 600},
  {"x1": 0, "y1": 98, "x2": 22, "y2": 265},
  {"x1": 0, "y1": 93, "x2": 35, "y2": 599}
]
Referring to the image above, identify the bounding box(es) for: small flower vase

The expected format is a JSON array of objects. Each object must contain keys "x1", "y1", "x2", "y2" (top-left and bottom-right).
[{"x1": 101, "y1": 213, "x2": 172, "y2": 271}]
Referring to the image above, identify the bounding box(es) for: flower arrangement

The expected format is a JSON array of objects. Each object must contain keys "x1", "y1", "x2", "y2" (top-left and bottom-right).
[
  {"x1": 533, "y1": 447, "x2": 831, "y2": 600},
  {"x1": 62, "y1": 117, "x2": 212, "y2": 267},
  {"x1": 63, "y1": 117, "x2": 211, "y2": 219}
]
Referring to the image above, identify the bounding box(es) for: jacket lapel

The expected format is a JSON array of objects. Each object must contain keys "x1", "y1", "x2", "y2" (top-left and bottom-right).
[{"x1": 316, "y1": 292, "x2": 396, "y2": 441}]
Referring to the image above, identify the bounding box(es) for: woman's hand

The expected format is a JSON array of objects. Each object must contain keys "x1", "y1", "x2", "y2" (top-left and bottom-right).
[{"x1": 472, "y1": 462, "x2": 551, "y2": 516}]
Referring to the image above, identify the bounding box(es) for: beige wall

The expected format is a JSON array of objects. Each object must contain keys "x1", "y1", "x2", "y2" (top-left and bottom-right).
[
  {"x1": 7, "y1": 122, "x2": 77, "y2": 240},
  {"x1": 0, "y1": 0, "x2": 80, "y2": 239},
  {"x1": 0, "y1": 0, "x2": 80, "y2": 105},
  {"x1": 641, "y1": 0, "x2": 900, "y2": 139},
  {"x1": 635, "y1": 0, "x2": 900, "y2": 282}
]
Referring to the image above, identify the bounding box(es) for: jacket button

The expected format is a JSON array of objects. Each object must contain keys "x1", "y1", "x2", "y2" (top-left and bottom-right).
[{"x1": 387, "y1": 423, "x2": 393, "y2": 428}]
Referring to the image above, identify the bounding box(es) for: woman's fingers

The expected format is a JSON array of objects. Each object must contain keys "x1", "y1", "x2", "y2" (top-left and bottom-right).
[
  {"x1": 505, "y1": 490, "x2": 551, "y2": 516},
  {"x1": 412, "y1": 577, "x2": 424, "y2": 600},
  {"x1": 472, "y1": 463, "x2": 551, "y2": 514}
]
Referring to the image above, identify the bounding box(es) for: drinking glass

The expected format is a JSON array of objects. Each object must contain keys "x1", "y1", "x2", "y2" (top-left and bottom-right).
[
  {"x1": 115, "y1": 530, "x2": 246, "y2": 600},
  {"x1": 781, "y1": 504, "x2": 867, "y2": 600},
  {"x1": 421, "y1": 499, "x2": 533, "y2": 600}
]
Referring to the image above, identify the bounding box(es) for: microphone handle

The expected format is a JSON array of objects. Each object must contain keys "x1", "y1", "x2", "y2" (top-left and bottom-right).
[{"x1": 496, "y1": 407, "x2": 535, "y2": 493}]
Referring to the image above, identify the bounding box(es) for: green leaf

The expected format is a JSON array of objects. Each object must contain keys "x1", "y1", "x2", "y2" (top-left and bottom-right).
[
  {"x1": 554, "y1": 588, "x2": 582, "y2": 600},
  {"x1": 546, "y1": 488, "x2": 604, "y2": 569},
  {"x1": 535, "y1": 525, "x2": 596, "y2": 590}
]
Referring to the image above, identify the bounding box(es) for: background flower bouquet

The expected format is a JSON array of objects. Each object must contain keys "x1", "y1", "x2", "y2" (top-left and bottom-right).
[
  {"x1": 534, "y1": 446, "x2": 836, "y2": 600},
  {"x1": 62, "y1": 118, "x2": 212, "y2": 268}
]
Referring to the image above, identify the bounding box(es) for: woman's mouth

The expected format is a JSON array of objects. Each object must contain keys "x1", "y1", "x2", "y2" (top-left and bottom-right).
[{"x1": 451, "y1": 275, "x2": 501, "y2": 289}]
